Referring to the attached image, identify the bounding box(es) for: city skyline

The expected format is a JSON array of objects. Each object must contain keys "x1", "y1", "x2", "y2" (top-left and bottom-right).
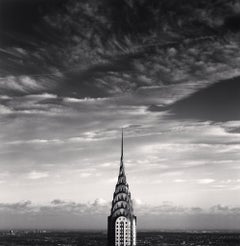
[{"x1": 0, "y1": 0, "x2": 240, "y2": 230}]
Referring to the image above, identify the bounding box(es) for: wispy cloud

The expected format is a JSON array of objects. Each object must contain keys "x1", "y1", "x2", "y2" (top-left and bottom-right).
[
  {"x1": 197, "y1": 179, "x2": 215, "y2": 184},
  {"x1": 27, "y1": 171, "x2": 49, "y2": 180},
  {"x1": 0, "y1": 76, "x2": 45, "y2": 93}
]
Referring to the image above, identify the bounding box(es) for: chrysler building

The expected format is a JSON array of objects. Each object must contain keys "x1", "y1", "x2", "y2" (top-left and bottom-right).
[{"x1": 108, "y1": 130, "x2": 137, "y2": 246}]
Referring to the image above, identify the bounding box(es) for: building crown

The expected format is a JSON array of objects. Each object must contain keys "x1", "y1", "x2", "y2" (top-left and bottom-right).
[{"x1": 110, "y1": 129, "x2": 134, "y2": 218}]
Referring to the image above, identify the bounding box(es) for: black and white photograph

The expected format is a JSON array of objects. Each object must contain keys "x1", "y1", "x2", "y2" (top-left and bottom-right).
[{"x1": 0, "y1": 0, "x2": 240, "y2": 245}]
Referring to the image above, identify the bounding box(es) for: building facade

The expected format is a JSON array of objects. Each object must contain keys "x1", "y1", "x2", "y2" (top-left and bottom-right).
[{"x1": 108, "y1": 131, "x2": 137, "y2": 246}]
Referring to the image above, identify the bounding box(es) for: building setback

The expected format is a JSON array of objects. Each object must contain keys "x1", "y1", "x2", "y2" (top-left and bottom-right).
[{"x1": 108, "y1": 130, "x2": 137, "y2": 246}]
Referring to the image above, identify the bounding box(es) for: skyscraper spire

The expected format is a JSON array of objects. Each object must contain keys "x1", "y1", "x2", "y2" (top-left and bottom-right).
[
  {"x1": 119, "y1": 129, "x2": 125, "y2": 179},
  {"x1": 121, "y1": 128, "x2": 123, "y2": 162},
  {"x1": 108, "y1": 130, "x2": 137, "y2": 246}
]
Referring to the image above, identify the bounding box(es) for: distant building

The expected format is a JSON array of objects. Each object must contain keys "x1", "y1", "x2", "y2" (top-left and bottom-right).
[
  {"x1": 9, "y1": 230, "x2": 15, "y2": 236},
  {"x1": 108, "y1": 130, "x2": 137, "y2": 246}
]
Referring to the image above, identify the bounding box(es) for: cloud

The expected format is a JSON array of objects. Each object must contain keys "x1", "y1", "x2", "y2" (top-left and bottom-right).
[
  {"x1": 0, "y1": 200, "x2": 240, "y2": 230},
  {"x1": 24, "y1": 93, "x2": 57, "y2": 99},
  {"x1": 197, "y1": 179, "x2": 215, "y2": 184},
  {"x1": 1, "y1": 200, "x2": 239, "y2": 216},
  {"x1": 0, "y1": 76, "x2": 44, "y2": 93},
  {"x1": 0, "y1": 201, "x2": 32, "y2": 212},
  {"x1": 51, "y1": 199, "x2": 66, "y2": 205},
  {"x1": 27, "y1": 171, "x2": 49, "y2": 180},
  {"x1": 0, "y1": 105, "x2": 12, "y2": 114},
  {"x1": 173, "y1": 179, "x2": 186, "y2": 183},
  {"x1": 63, "y1": 97, "x2": 108, "y2": 103},
  {"x1": 7, "y1": 139, "x2": 63, "y2": 145},
  {"x1": 210, "y1": 204, "x2": 240, "y2": 214},
  {"x1": 1, "y1": 0, "x2": 240, "y2": 103},
  {"x1": 79, "y1": 172, "x2": 92, "y2": 178},
  {"x1": 92, "y1": 198, "x2": 107, "y2": 206},
  {"x1": 162, "y1": 77, "x2": 240, "y2": 122}
]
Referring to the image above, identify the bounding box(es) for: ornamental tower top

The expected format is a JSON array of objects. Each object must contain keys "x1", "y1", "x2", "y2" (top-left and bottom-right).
[{"x1": 107, "y1": 130, "x2": 137, "y2": 246}]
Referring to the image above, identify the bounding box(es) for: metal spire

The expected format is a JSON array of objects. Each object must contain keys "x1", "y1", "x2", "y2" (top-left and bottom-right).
[
  {"x1": 118, "y1": 128, "x2": 126, "y2": 180},
  {"x1": 121, "y1": 128, "x2": 123, "y2": 162}
]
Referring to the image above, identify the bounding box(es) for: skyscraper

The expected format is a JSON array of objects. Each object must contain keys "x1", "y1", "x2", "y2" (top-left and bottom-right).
[{"x1": 108, "y1": 130, "x2": 137, "y2": 246}]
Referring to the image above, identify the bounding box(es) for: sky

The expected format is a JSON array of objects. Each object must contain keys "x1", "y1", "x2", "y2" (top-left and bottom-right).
[{"x1": 0, "y1": 0, "x2": 240, "y2": 230}]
